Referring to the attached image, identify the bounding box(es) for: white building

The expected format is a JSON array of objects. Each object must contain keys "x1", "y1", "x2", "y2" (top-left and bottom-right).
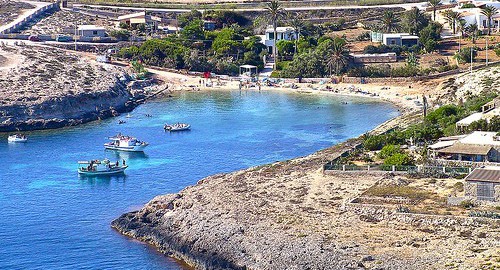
[
  {"x1": 431, "y1": 131, "x2": 500, "y2": 163},
  {"x1": 456, "y1": 98, "x2": 500, "y2": 130},
  {"x1": 264, "y1": 26, "x2": 296, "y2": 54},
  {"x1": 77, "y1": 25, "x2": 106, "y2": 37},
  {"x1": 382, "y1": 33, "x2": 420, "y2": 46},
  {"x1": 454, "y1": 1, "x2": 500, "y2": 32}
]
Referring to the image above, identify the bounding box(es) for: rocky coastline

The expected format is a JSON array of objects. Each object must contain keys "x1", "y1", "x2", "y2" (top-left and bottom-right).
[
  {"x1": 112, "y1": 113, "x2": 498, "y2": 269},
  {"x1": 0, "y1": 45, "x2": 140, "y2": 132}
]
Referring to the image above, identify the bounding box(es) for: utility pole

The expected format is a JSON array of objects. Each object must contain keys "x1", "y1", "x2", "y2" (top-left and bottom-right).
[
  {"x1": 74, "y1": 20, "x2": 78, "y2": 51},
  {"x1": 470, "y1": 47, "x2": 473, "y2": 73},
  {"x1": 486, "y1": 36, "x2": 489, "y2": 66}
]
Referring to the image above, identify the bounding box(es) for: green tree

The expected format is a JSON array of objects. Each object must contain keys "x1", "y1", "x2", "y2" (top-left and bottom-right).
[
  {"x1": 406, "y1": 52, "x2": 418, "y2": 67},
  {"x1": 178, "y1": 10, "x2": 202, "y2": 28},
  {"x1": 402, "y1": 7, "x2": 430, "y2": 35},
  {"x1": 276, "y1": 40, "x2": 295, "y2": 56},
  {"x1": 418, "y1": 22, "x2": 442, "y2": 52},
  {"x1": 180, "y1": 19, "x2": 205, "y2": 44},
  {"x1": 466, "y1": 23, "x2": 480, "y2": 44},
  {"x1": 109, "y1": 29, "x2": 130, "y2": 41},
  {"x1": 381, "y1": 10, "x2": 399, "y2": 33},
  {"x1": 378, "y1": 144, "x2": 402, "y2": 159},
  {"x1": 287, "y1": 12, "x2": 304, "y2": 54},
  {"x1": 443, "y1": 10, "x2": 462, "y2": 34},
  {"x1": 481, "y1": 5, "x2": 498, "y2": 36},
  {"x1": 211, "y1": 28, "x2": 244, "y2": 57},
  {"x1": 383, "y1": 153, "x2": 414, "y2": 168},
  {"x1": 454, "y1": 47, "x2": 477, "y2": 64},
  {"x1": 428, "y1": 0, "x2": 441, "y2": 21},
  {"x1": 326, "y1": 37, "x2": 349, "y2": 76},
  {"x1": 266, "y1": 0, "x2": 284, "y2": 70}
]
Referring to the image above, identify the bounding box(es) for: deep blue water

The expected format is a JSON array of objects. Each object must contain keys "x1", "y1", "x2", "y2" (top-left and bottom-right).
[{"x1": 0, "y1": 90, "x2": 397, "y2": 269}]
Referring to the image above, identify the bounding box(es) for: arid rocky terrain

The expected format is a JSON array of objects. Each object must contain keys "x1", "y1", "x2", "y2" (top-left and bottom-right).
[
  {"x1": 21, "y1": 9, "x2": 116, "y2": 35},
  {"x1": 0, "y1": 44, "x2": 133, "y2": 131},
  {"x1": 0, "y1": 0, "x2": 35, "y2": 26},
  {"x1": 113, "y1": 115, "x2": 499, "y2": 270}
]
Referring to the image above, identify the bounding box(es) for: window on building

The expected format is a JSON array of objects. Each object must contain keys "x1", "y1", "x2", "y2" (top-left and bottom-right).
[
  {"x1": 268, "y1": 33, "x2": 274, "y2": 40},
  {"x1": 477, "y1": 182, "x2": 494, "y2": 200},
  {"x1": 93, "y1": 30, "x2": 98, "y2": 35},
  {"x1": 391, "y1": 40, "x2": 396, "y2": 45}
]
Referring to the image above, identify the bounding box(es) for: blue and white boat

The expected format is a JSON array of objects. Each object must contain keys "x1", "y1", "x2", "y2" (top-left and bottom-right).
[
  {"x1": 104, "y1": 134, "x2": 148, "y2": 152},
  {"x1": 164, "y1": 123, "x2": 191, "y2": 131},
  {"x1": 77, "y1": 159, "x2": 127, "y2": 175},
  {"x1": 8, "y1": 134, "x2": 27, "y2": 143}
]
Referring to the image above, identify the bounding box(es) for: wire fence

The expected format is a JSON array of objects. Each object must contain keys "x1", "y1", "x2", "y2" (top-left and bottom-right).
[{"x1": 323, "y1": 163, "x2": 473, "y2": 175}]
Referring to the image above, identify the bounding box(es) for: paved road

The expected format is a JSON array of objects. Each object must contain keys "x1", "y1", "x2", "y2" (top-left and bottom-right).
[
  {"x1": 73, "y1": 1, "x2": 429, "y2": 13},
  {"x1": 0, "y1": 1, "x2": 53, "y2": 34}
]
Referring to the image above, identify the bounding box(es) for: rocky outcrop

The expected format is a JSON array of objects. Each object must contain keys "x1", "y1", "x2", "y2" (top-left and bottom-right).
[
  {"x1": 112, "y1": 118, "x2": 499, "y2": 270},
  {"x1": 0, "y1": 45, "x2": 135, "y2": 131}
]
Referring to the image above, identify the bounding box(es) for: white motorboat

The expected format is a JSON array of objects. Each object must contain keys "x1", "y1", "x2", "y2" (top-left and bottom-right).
[
  {"x1": 164, "y1": 123, "x2": 191, "y2": 131},
  {"x1": 8, "y1": 134, "x2": 27, "y2": 143},
  {"x1": 78, "y1": 159, "x2": 128, "y2": 175},
  {"x1": 104, "y1": 134, "x2": 148, "y2": 152}
]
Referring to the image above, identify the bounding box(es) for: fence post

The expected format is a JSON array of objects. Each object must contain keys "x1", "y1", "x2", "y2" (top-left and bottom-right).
[
  {"x1": 342, "y1": 165, "x2": 345, "y2": 171},
  {"x1": 468, "y1": 167, "x2": 472, "y2": 173},
  {"x1": 392, "y1": 165, "x2": 395, "y2": 172},
  {"x1": 367, "y1": 165, "x2": 370, "y2": 171},
  {"x1": 443, "y1": 167, "x2": 446, "y2": 173}
]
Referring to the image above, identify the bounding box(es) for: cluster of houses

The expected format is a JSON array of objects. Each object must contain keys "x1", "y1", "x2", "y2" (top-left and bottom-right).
[{"x1": 428, "y1": 98, "x2": 500, "y2": 202}]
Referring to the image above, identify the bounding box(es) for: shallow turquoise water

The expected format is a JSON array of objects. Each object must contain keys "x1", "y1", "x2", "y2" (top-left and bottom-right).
[{"x1": 0, "y1": 90, "x2": 398, "y2": 269}]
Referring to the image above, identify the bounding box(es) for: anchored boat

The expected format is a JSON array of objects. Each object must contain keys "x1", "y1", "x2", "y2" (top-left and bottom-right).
[
  {"x1": 8, "y1": 134, "x2": 27, "y2": 143},
  {"x1": 164, "y1": 123, "x2": 191, "y2": 131},
  {"x1": 78, "y1": 159, "x2": 127, "y2": 175},
  {"x1": 104, "y1": 134, "x2": 148, "y2": 152}
]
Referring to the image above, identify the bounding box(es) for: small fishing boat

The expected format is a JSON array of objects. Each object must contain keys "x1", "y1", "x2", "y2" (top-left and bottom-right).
[
  {"x1": 104, "y1": 134, "x2": 148, "y2": 152},
  {"x1": 118, "y1": 120, "x2": 126, "y2": 124},
  {"x1": 164, "y1": 123, "x2": 191, "y2": 131},
  {"x1": 126, "y1": 113, "x2": 133, "y2": 118},
  {"x1": 8, "y1": 134, "x2": 27, "y2": 143},
  {"x1": 78, "y1": 159, "x2": 127, "y2": 175}
]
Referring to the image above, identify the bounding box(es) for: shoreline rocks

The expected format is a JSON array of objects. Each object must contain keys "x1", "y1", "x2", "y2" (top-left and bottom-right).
[
  {"x1": 0, "y1": 45, "x2": 137, "y2": 132},
  {"x1": 112, "y1": 115, "x2": 499, "y2": 269}
]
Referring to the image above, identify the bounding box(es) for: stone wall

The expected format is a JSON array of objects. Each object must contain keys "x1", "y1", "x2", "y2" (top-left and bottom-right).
[
  {"x1": 464, "y1": 181, "x2": 478, "y2": 197},
  {"x1": 342, "y1": 201, "x2": 498, "y2": 227}
]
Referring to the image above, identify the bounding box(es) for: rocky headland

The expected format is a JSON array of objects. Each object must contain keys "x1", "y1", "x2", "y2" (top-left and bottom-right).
[
  {"x1": 0, "y1": 44, "x2": 136, "y2": 131},
  {"x1": 112, "y1": 114, "x2": 499, "y2": 270}
]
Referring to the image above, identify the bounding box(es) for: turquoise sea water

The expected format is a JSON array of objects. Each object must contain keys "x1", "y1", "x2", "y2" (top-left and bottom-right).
[{"x1": 0, "y1": 90, "x2": 398, "y2": 269}]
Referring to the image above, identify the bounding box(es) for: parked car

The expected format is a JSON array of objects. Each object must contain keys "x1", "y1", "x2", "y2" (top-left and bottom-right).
[
  {"x1": 56, "y1": 35, "x2": 71, "y2": 42},
  {"x1": 28, "y1": 35, "x2": 40, "y2": 42}
]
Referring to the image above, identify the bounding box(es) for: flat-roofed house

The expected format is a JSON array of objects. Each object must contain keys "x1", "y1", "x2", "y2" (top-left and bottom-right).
[
  {"x1": 464, "y1": 167, "x2": 500, "y2": 201},
  {"x1": 117, "y1": 11, "x2": 162, "y2": 30},
  {"x1": 382, "y1": 33, "x2": 419, "y2": 47},
  {"x1": 77, "y1": 25, "x2": 106, "y2": 37},
  {"x1": 435, "y1": 131, "x2": 500, "y2": 163}
]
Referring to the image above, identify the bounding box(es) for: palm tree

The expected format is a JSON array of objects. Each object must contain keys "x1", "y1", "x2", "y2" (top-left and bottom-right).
[
  {"x1": 287, "y1": 12, "x2": 304, "y2": 55},
  {"x1": 327, "y1": 37, "x2": 349, "y2": 76},
  {"x1": 466, "y1": 23, "x2": 480, "y2": 44},
  {"x1": 481, "y1": 5, "x2": 498, "y2": 36},
  {"x1": 403, "y1": 7, "x2": 428, "y2": 35},
  {"x1": 381, "y1": 10, "x2": 399, "y2": 33},
  {"x1": 428, "y1": 0, "x2": 441, "y2": 21},
  {"x1": 266, "y1": 0, "x2": 284, "y2": 70},
  {"x1": 443, "y1": 10, "x2": 462, "y2": 34}
]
